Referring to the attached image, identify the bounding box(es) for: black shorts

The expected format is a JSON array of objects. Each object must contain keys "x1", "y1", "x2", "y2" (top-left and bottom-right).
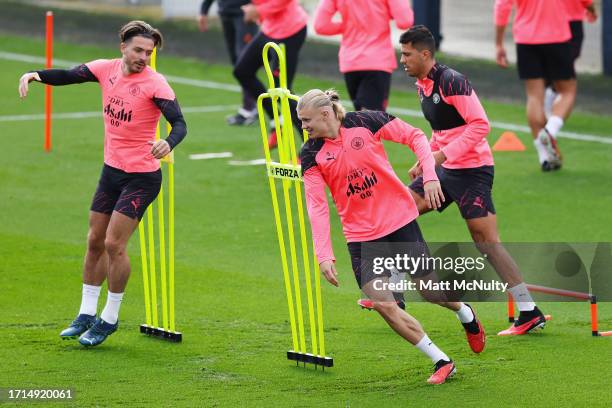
[
  {"x1": 344, "y1": 70, "x2": 391, "y2": 111},
  {"x1": 409, "y1": 165, "x2": 495, "y2": 220},
  {"x1": 516, "y1": 42, "x2": 576, "y2": 80},
  {"x1": 569, "y1": 20, "x2": 584, "y2": 61},
  {"x1": 347, "y1": 221, "x2": 431, "y2": 290},
  {"x1": 90, "y1": 164, "x2": 162, "y2": 220}
]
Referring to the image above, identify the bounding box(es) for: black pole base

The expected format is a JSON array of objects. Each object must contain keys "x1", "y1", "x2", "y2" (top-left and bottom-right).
[
  {"x1": 140, "y1": 324, "x2": 182, "y2": 342},
  {"x1": 287, "y1": 351, "x2": 333, "y2": 368}
]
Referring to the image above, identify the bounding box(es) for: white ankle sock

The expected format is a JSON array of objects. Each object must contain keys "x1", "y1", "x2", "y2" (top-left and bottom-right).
[
  {"x1": 508, "y1": 283, "x2": 536, "y2": 312},
  {"x1": 78, "y1": 284, "x2": 101, "y2": 316},
  {"x1": 100, "y1": 291, "x2": 124, "y2": 324},
  {"x1": 545, "y1": 116, "x2": 564, "y2": 138},
  {"x1": 456, "y1": 303, "x2": 475, "y2": 323},
  {"x1": 544, "y1": 87, "x2": 557, "y2": 119},
  {"x1": 533, "y1": 139, "x2": 549, "y2": 164},
  {"x1": 415, "y1": 334, "x2": 450, "y2": 363}
]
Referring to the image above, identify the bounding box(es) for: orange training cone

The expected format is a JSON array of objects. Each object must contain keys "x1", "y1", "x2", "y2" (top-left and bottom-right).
[{"x1": 492, "y1": 131, "x2": 526, "y2": 152}]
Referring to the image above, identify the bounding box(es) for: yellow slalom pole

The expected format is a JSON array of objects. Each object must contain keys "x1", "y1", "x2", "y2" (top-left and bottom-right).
[
  {"x1": 313, "y1": 251, "x2": 326, "y2": 357},
  {"x1": 265, "y1": 42, "x2": 307, "y2": 353},
  {"x1": 154, "y1": 118, "x2": 169, "y2": 331},
  {"x1": 274, "y1": 99, "x2": 307, "y2": 353},
  {"x1": 258, "y1": 94, "x2": 299, "y2": 352},
  {"x1": 146, "y1": 205, "x2": 159, "y2": 328},
  {"x1": 138, "y1": 222, "x2": 152, "y2": 326},
  {"x1": 167, "y1": 122, "x2": 176, "y2": 333},
  {"x1": 157, "y1": 189, "x2": 168, "y2": 330},
  {"x1": 283, "y1": 94, "x2": 318, "y2": 356},
  {"x1": 260, "y1": 41, "x2": 332, "y2": 365}
]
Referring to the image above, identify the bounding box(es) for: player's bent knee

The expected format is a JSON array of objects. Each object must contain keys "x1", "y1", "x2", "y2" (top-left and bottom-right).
[
  {"x1": 104, "y1": 238, "x2": 126, "y2": 257},
  {"x1": 87, "y1": 232, "x2": 106, "y2": 254}
]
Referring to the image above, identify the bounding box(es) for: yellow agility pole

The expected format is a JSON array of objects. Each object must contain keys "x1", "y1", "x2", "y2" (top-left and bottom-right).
[
  {"x1": 138, "y1": 221, "x2": 151, "y2": 326},
  {"x1": 167, "y1": 122, "x2": 176, "y2": 333},
  {"x1": 258, "y1": 42, "x2": 332, "y2": 368},
  {"x1": 138, "y1": 47, "x2": 182, "y2": 342}
]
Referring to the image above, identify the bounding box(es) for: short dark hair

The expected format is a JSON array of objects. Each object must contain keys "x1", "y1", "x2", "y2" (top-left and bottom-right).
[
  {"x1": 399, "y1": 25, "x2": 436, "y2": 56},
  {"x1": 119, "y1": 20, "x2": 163, "y2": 49}
]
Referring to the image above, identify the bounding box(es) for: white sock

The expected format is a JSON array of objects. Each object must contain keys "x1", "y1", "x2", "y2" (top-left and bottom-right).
[
  {"x1": 455, "y1": 303, "x2": 475, "y2": 323},
  {"x1": 415, "y1": 334, "x2": 450, "y2": 363},
  {"x1": 78, "y1": 284, "x2": 101, "y2": 316},
  {"x1": 508, "y1": 283, "x2": 536, "y2": 312},
  {"x1": 100, "y1": 291, "x2": 124, "y2": 324},
  {"x1": 544, "y1": 87, "x2": 557, "y2": 119},
  {"x1": 238, "y1": 108, "x2": 256, "y2": 118},
  {"x1": 545, "y1": 116, "x2": 564, "y2": 139},
  {"x1": 533, "y1": 139, "x2": 549, "y2": 164}
]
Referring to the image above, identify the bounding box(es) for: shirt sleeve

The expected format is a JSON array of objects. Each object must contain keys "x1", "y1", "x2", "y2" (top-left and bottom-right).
[
  {"x1": 313, "y1": 0, "x2": 343, "y2": 35},
  {"x1": 303, "y1": 167, "x2": 336, "y2": 264},
  {"x1": 153, "y1": 98, "x2": 187, "y2": 150},
  {"x1": 376, "y1": 117, "x2": 438, "y2": 183},
  {"x1": 494, "y1": 0, "x2": 514, "y2": 26},
  {"x1": 85, "y1": 59, "x2": 110, "y2": 82},
  {"x1": 388, "y1": 0, "x2": 414, "y2": 29},
  {"x1": 36, "y1": 64, "x2": 98, "y2": 85},
  {"x1": 439, "y1": 90, "x2": 491, "y2": 162},
  {"x1": 581, "y1": 0, "x2": 593, "y2": 7},
  {"x1": 153, "y1": 74, "x2": 176, "y2": 100}
]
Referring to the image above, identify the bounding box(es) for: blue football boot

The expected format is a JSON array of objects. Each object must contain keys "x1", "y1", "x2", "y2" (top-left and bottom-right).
[
  {"x1": 59, "y1": 314, "x2": 96, "y2": 339},
  {"x1": 78, "y1": 318, "x2": 118, "y2": 347}
]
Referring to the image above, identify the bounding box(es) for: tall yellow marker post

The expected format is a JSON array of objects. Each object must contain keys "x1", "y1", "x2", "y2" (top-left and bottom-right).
[
  {"x1": 258, "y1": 42, "x2": 332, "y2": 368},
  {"x1": 138, "y1": 47, "x2": 182, "y2": 342}
]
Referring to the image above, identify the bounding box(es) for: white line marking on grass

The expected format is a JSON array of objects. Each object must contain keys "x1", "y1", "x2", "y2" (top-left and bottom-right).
[
  {"x1": 165, "y1": 75, "x2": 241, "y2": 92},
  {"x1": 387, "y1": 107, "x2": 612, "y2": 145},
  {"x1": 189, "y1": 152, "x2": 233, "y2": 160},
  {"x1": 0, "y1": 105, "x2": 237, "y2": 122},
  {"x1": 228, "y1": 159, "x2": 267, "y2": 166},
  {"x1": 0, "y1": 111, "x2": 100, "y2": 121},
  {"x1": 2, "y1": 50, "x2": 610, "y2": 144}
]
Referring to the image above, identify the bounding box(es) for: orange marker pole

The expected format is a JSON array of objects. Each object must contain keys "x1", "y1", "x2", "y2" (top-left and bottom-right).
[
  {"x1": 44, "y1": 11, "x2": 53, "y2": 152},
  {"x1": 507, "y1": 292, "x2": 515, "y2": 323},
  {"x1": 590, "y1": 296, "x2": 598, "y2": 336}
]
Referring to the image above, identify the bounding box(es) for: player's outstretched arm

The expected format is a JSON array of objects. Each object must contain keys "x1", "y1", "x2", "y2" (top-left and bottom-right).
[{"x1": 19, "y1": 64, "x2": 98, "y2": 98}]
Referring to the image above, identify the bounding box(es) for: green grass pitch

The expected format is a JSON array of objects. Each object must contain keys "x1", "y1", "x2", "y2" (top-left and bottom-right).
[{"x1": 0, "y1": 34, "x2": 611, "y2": 407}]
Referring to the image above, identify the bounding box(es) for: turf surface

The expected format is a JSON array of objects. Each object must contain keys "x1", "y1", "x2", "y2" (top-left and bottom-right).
[{"x1": 1, "y1": 35, "x2": 611, "y2": 407}]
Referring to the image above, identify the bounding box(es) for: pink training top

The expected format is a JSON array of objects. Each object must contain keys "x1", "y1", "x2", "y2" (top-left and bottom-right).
[
  {"x1": 415, "y1": 64, "x2": 493, "y2": 169},
  {"x1": 252, "y1": 0, "x2": 308, "y2": 40},
  {"x1": 314, "y1": 0, "x2": 413, "y2": 73},
  {"x1": 494, "y1": 0, "x2": 571, "y2": 44},
  {"x1": 300, "y1": 111, "x2": 438, "y2": 264},
  {"x1": 565, "y1": 0, "x2": 592, "y2": 21},
  {"x1": 86, "y1": 59, "x2": 175, "y2": 173}
]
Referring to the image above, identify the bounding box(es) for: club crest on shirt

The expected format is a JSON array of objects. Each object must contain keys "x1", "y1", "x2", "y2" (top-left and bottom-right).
[
  {"x1": 351, "y1": 136, "x2": 364, "y2": 150},
  {"x1": 433, "y1": 93, "x2": 441, "y2": 104},
  {"x1": 129, "y1": 85, "x2": 141, "y2": 97}
]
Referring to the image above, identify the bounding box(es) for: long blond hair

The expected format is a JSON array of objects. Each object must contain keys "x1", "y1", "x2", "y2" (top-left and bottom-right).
[{"x1": 297, "y1": 89, "x2": 346, "y2": 122}]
